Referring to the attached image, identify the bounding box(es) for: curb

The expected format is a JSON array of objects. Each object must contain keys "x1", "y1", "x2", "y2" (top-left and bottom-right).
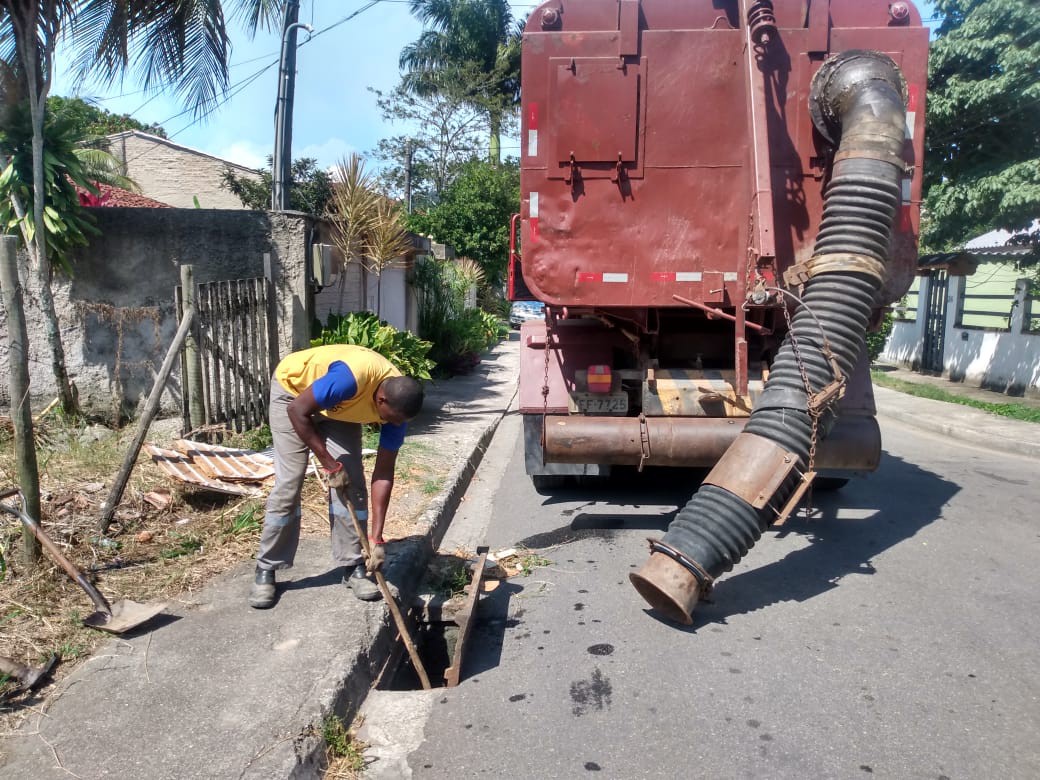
[
  {"x1": 291, "y1": 403, "x2": 510, "y2": 777},
  {"x1": 877, "y1": 404, "x2": 1040, "y2": 460}
]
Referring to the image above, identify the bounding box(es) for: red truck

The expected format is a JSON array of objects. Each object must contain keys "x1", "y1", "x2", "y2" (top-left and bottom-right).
[{"x1": 509, "y1": 0, "x2": 929, "y2": 624}]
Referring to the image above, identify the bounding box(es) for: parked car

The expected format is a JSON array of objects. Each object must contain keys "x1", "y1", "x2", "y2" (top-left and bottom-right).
[{"x1": 509, "y1": 300, "x2": 546, "y2": 328}]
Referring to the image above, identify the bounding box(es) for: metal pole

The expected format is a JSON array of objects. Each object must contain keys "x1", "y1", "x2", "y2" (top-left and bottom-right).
[
  {"x1": 404, "y1": 140, "x2": 414, "y2": 214},
  {"x1": 273, "y1": 2, "x2": 312, "y2": 211},
  {"x1": 0, "y1": 236, "x2": 41, "y2": 563}
]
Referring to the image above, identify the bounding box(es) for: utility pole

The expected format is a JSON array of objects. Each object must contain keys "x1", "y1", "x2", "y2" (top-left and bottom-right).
[
  {"x1": 0, "y1": 236, "x2": 41, "y2": 563},
  {"x1": 272, "y1": 0, "x2": 312, "y2": 211},
  {"x1": 404, "y1": 140, "x2": 414, "y2": 214}
]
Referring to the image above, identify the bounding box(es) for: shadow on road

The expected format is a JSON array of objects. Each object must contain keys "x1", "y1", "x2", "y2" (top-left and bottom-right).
[{"x1": 690, "y1": 451, "x2": 959, "y2": 627}]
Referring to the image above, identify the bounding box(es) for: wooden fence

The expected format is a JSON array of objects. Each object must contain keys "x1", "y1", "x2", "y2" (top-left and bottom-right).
[{"x1": 178, "y1": 273, "x2": 273, "y2": 436}]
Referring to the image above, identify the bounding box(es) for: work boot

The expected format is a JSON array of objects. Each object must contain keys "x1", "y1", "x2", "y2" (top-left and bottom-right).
[
  {"x1": 249, "y1": 566, "x2": 276, "y2": 609},
  {"x1": 345, "y1": 565, "x2": 381, "y2": 602}
]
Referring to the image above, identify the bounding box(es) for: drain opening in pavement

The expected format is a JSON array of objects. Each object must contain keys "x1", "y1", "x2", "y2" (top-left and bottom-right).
[{"x1": 381, "y1": 620, "x2": 459, "y2": 691}]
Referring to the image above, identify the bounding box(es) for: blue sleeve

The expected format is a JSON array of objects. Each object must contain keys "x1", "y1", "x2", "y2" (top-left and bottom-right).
[
  {"x1": 378, "y1": 422, "x2": 407, "y2": 452},
  {"x1": 310, "y1": 361, "x2": 358, "y2": 409}
]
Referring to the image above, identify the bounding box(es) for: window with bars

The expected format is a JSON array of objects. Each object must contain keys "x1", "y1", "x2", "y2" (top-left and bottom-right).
[
  {"x1": 893, "y1": 276, "x2": 920, "y2": 322},
  {"x1": 956, "y1": 263, "x2": 1018, "y2": 331}
]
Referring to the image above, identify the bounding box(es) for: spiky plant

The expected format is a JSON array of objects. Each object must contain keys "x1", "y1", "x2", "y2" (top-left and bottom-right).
[{"x1": 329, "y1": 153, "x2": 379, "y2": 266}]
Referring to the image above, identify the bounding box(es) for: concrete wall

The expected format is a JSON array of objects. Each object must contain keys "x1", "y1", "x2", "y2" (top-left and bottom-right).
[
  {"x1": 0, "y1": 208, "x2": 313, "y2": 420},
  {"x1": 883, "y1": 272, "x2": 1040, "y2": 397},
  {"x1": 107, "y1": 131, "x2": 260, "y2": 210}
]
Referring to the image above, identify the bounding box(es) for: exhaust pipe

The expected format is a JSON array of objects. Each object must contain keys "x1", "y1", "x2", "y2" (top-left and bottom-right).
[{"x1": 631, "y1": 50, "x2": 908, "y2": 625}]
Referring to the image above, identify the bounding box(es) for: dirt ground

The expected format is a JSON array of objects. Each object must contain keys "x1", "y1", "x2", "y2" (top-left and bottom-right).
[{"x1": 0, "y1": 414, "x2": 448, "y2": 739}]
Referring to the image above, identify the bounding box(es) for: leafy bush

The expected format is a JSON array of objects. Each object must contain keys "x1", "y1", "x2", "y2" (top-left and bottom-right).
[
  {"x1": 866, "y1": 311, "x2": 894, "y2": 363},
  {"x1": 311, "y1": 311, "x2": 434, "y2": 380},
  {"x1": 413, "y1": 256, "x2": 505, "y2": 375}
]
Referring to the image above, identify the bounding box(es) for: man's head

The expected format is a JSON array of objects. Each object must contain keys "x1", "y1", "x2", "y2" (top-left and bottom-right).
[{"x1": 375, "y1": 376, "x2": 424, "y2": 425}]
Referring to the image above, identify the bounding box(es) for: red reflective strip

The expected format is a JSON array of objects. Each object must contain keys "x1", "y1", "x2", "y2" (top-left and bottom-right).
[
  {"x1": 577, "y1": 272, "x2": 600, "y2": 282},
  {"x1": 528, "y1": 103, "x2": 539, "y2": 130},
  {"x1": 530, "y1": 218, "x2": 539, "y2": 242},
  {"x1": 651, "y1": 272, "x2": 675, "y2": 282},
  {"x1": 907, "y1": 85, "x2": 920, "y2": 113}
]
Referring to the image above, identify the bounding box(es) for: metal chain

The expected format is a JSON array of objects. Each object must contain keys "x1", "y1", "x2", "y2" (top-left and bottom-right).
[{"x1": 780, "y1": 298, "x2": 820, "y2": 517}]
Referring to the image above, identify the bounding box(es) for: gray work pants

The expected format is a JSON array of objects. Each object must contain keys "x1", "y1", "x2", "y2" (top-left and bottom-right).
[{"x1": 256, "y1": 380, "x2": 368, "y2": 571}]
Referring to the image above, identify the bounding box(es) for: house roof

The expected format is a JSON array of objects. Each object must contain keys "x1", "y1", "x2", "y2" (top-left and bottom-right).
[
  {"x1": 105, "y1": 130, "x2": 261, "y2": 175},
  {"x1": 918, "y1": 220, "x2": 1039, "y2": 275},
  {"x1": 77, "y1": 183, "x2": 172, "y2": 208}
]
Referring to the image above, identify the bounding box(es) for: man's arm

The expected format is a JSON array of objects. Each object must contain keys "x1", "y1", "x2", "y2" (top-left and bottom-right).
[
  {"x1": 286, "y1": 387, "x2": 338, "y2": 470},
  {"x1": 368, "y1": 446, "x2": 398, "y2": 543}
]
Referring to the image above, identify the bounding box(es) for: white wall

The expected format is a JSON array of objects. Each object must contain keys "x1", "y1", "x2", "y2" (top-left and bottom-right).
[{"x1": 884, "y1": 271, "x2": 1040, "y2": 396}]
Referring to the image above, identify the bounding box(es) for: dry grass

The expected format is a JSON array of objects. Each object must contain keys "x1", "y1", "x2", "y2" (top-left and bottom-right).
[{"x1": 0, "y1": 416, "x2": 449, "y2": 734}]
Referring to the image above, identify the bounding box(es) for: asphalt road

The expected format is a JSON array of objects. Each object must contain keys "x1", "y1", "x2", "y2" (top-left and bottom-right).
[{"x1": 362, "y1": 410, "x2": 1040, "y2": 780}]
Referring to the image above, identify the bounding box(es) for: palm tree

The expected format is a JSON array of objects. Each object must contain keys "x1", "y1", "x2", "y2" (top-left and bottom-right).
[
  {"x1": 0, "y1": 0, "x2": 281, "y2": 413},
  {"x1": 400, "y1": 0, "x2": 523, "y2": 164}
]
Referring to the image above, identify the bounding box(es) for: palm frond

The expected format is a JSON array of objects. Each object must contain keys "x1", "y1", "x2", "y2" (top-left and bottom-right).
[{"x1": 364, "y1": 198, "x2": 412, "y2": 273}]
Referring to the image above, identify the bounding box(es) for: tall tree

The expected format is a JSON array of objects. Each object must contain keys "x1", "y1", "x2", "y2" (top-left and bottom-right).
[
  {"x1": 368, "y1": 83, "x2": 486, "y2": 208},
  {"x1": 47, "y1": 95, "x2": 169, "y2": 139},
  {"x1": 407, "y1": 157, "x2": 519, "y2": 287},
  {"x1": 0, "y1": 0, "x2": 281, "y2": 412},
  {"x1": 399, "y1": 0, "x2": 522, "y2": 164},
  {"x1": 923, "y1": 0, "x2": 1040, "y2": 250},
  {"x1": 221, "y1": 157, "x2": 334, "y2": 215}
]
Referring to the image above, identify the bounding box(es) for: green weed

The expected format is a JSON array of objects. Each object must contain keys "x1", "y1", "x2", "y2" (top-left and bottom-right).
[
  {"x1": 871, "y1": 370, "x2": 1040, "y2": 423},
  {"x1": 322, "y1": 715, "x2": 366, "y2": 772},
  {"x1": 517, "y1": 553, "x2": 552, "y2": 577},
  {"x1": 227, "y1": 502, "x2": 263, "y2": 536},
  {"x1": 160, "y1": 532, "x2": 203, "y2": 559}
]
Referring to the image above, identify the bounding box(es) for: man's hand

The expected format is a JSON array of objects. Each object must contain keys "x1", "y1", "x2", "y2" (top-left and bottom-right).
[
  {"x1": 366, "y1": 540, "x2": 386, "y2": 573},
  {"x1": 324, "y1": 462, "x2": 348, "y2": 490}
]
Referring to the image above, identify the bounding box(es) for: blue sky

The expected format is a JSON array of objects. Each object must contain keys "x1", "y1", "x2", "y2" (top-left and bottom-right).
[{"x1": 49, "y1": 0, "x2": 937, "y2": 173}]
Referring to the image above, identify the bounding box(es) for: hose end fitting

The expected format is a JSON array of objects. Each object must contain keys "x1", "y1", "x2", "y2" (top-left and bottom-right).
[{"x1": 630, "y1": 553, "x2": 701, "y2": 625}]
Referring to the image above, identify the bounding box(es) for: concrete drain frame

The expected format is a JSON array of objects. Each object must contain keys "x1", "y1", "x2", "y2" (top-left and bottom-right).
[{"x1": 379, "y1": 546, "x2": 489, "y2": 691}]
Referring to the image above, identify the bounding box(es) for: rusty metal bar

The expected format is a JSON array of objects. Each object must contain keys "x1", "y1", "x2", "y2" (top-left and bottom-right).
[
  {"x1": 672, "y1": 294, "x2": 772, "y2": 334},
  {"x1": 739, "y1": 0, "x2": 777, "y2": 263},
  {"x1": 542, "y1": 414, "x2": 881, "y2": 470},
  {"x1": 445, "y1": 546, "x2": 489, "y2": 688}
]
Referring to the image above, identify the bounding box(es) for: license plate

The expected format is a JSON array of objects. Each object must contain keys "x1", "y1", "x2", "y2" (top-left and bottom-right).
[{"x1": 571, "y1": 392, "x2": 628, "y2": 415}]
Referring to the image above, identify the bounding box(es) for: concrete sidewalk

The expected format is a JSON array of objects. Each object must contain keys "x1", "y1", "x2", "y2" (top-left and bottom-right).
[
  {"x1": 873, "y1": 364, "x2": 1040, "y2": 460},
  {"x1": 0, "y1": 336, "x2": 521, "y2": 780}
]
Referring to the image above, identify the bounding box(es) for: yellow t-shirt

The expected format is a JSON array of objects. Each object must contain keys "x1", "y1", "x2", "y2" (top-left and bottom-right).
[{"x1": 274, "y1": 345, "x2": 400, "y2": 423}]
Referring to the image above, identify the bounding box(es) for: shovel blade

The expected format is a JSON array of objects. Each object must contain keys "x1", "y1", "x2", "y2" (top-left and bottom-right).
[{"x1": 83, "y1": 600, "x2": 167, "y2": 634}]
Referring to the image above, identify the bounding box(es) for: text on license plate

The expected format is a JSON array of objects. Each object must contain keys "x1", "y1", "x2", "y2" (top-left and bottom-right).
[{"x1": 572, "y1": 392, "x2": 628, "y2": 414}]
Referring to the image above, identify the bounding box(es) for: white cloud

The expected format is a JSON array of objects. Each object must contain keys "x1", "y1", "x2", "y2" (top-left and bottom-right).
[{"x1": 215, "y1": 140, "x2": 269, "y2": 170}]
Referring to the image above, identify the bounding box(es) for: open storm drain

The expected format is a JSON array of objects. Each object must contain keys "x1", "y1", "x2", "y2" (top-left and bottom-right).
[{"x1": 379, "y1": 547, "x2": 490, "y2": 691}]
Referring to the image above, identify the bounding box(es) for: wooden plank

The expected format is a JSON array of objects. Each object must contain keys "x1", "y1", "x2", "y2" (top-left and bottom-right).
[{"x1": 445, "y1": 547, "x2": 489, "y2": 687}]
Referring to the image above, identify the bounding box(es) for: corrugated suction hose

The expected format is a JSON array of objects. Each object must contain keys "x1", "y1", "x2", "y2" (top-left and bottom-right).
[{"x1": 631, "y1": 50, "x2": 908, "y2": 624}]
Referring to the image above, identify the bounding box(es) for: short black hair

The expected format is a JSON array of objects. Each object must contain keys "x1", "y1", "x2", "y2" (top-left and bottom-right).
[{"x1": 382, "y1": 376, "x2": 424, "y2": 419}]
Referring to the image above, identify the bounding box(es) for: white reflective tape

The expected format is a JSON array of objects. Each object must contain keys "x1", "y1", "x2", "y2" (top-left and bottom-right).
[
  {"x1": 723, "y1": 272, "x2": 738, "y2": 282},
  {"x1": 602, "y1": 273, "x2": 628, "y2": 283},
  {"x1": 530, "y1": 191, "x2": 539, "y2": 218},
  {"x1": 528, "y1": 129, "x2": 539, "y2": 156},
  {"x1": 905, "y1": 112, "x2": 916, "y2": 140},
  {"x1": 901, "y1": 177, "x2": 912, "y2": 203},
  {"x1": 676, "y1": 272, "x2": 701, "y2": 282}
]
